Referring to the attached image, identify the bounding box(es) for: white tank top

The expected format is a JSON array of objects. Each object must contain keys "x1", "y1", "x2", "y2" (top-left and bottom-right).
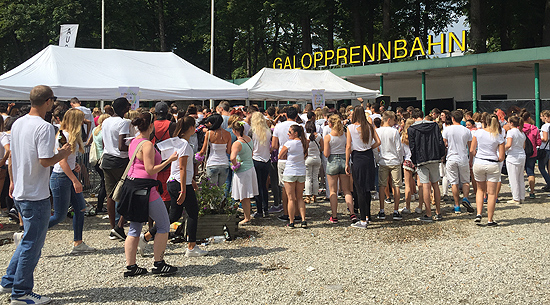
[
  {"x1": 328, "y1": 133, "x2": 346, "y2": 155},
  {"x1": 206, "y1": 143, "x2": 229, "y2": 167}
]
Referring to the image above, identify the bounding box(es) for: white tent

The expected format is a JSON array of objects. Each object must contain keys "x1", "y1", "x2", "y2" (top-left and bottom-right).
[
  {"x1": 240, "y1": 68, "x2": 379, "y2": 101},
  {"x1": 0, "y1": 45, "x2": 248, "y2": 101}
]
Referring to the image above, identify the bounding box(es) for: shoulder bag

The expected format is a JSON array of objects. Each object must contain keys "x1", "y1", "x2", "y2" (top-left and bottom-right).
[{"x1": 111, "y1": 140, "x2": 146, "y2": 202}]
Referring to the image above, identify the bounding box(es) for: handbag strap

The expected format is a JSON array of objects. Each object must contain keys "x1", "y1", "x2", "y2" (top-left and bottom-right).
[
  {"x1": 204, "y1": 131, "x2": 211, "y2": 163},
  {"x1": 120, "y1": 140, "x2": 146, "y2": 182}
]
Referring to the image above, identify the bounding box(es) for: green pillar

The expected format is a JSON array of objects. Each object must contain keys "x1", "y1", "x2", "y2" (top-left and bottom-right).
[
  {"x1": 421, "y1": 72, "x2": 426, "y2": 114},
  {"x1": 535, "y1": 63, "x2": 541, "y2": 127},
  {"x1": 264, "y1": 100, "x2": 267, "y2": 110},
  {"x1": 379, "y1": 75, "x2": 384, "y2": 95},
  {"x1": 473, "y1": 68, "x2": 478, "y2": 113}
]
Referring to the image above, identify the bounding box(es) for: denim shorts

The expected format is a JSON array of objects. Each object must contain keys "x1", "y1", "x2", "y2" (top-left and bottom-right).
[{"x1": 326, "y1": 154, "x2": 346, "y2": 175}]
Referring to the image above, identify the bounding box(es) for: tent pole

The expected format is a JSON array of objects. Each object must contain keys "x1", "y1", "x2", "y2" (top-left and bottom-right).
[
  {"x1": 246, "y1": 99, "x2": 250, "y2": 106},
  {"x1": 421, "y1": 72, "x2": 426, "y2": 114},
  {"x1": 472, "y1": 68, "x2": 477, "y2": 113}
]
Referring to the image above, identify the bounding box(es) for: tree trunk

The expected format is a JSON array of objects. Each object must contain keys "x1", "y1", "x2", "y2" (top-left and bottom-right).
[
  {"x1": 158, "y1": 0, "x2": 166, "y2": 51},
  {"x1": 469, "y1": 0, "x2": 486, "y2": 53},
  {"x1": 301, "y1": 15, "x2": 312, "y2": 54},
  {"x1": 413, "y1": 0, "x2": 421, "y2": 38},
  {"x1": 382, "y1": 0, "x2": 391, "y2": 41},
  {"x1": 498, "y1": 1, "x2": 511, "y2": 50},
  {"x1": 327, "y1": 0, "x2": 335, "y2": 50},
  {"x1": 543, "y1": 0, "x2": 550, "y2": 46},
  {"x1": 352, "y1": 0, "x2": 364, "y2": 45}
]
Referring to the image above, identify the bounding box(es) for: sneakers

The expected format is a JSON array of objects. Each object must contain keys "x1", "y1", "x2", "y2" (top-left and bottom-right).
[
  {"x1": 71, "y1": 242, "x2": 96, "y2": 254},
  {"x1": 461, "y1": 198, "x2": 474, "y2": 213},
  {"x1": 435, "y1": 214, "x2": 443, "y2": 221},
  {"x1": 487, "y1": 221, "x2": 498, "y2": 227},
  {"x1": 328, "y1": 216, "x2": 338, "y2": 223},
  {"x1": 529, "y1": 193, "x2": 536, "y2": 199},
  {"x1": 185, "y1": 246, "x2": 208, "y2": 257},
  {"x1": 8, "y1": 209, "x2": 18, "y2": 222},
  {"x1": 252, "y1": 212, "x2": 263, "y2": 219},
  {"x1": 392, "y1": 211, "x2": 402, "y2": 220},
  {"x1": 372, "y1": 192, "x2": 379, "y2": 200},
  {"x1": 11, "y1": 292, "x2": 51, "y2": 305},
  {"x1": 414, "y1": 207, "x2": 422, "y2": 214},
  {"x1": 454, "y1": 205, "x2": 461, "y2": 214},
  {"x1": 286, "y1": 223, "x2": 295, "y2": 229},
  {"x1": 277, "y1": 215, "x2": 289, "y2": 222},
  {"x1": 418, "y1": 215, "x2": 434, "y2": 222},
  {"x1": 401, "y1": 207, "x2": 411, "y2": 214},
  {"x1": 152, "y1": 260, "x2": 178, "y2": 276},
  {"x1": 350, "y1": 214, "x2": 358, "y2": 222},
  {"x1": 506, "y1": 199, "x2": 520, "y2": 204},
  {"x1": 301, "y1": 221, "x2": 308, "y2": 229},
  {"x1": 384, "y1": 198, "x2": 392, "y2": 204},
  {"x1": 376, "y1": 211, "x2": 386, "y2": 220},
  {"x1": 350, "y1": 221, "x2": 368, "y2": 229},
  {"x1": 474, "y1": 214, "x2": 482, "y2": 222},
  {"x1": 138, "y1": 234, "x2": 148, "y2": 257},
  {"x1": 13, "y1": 232, "x2": 23, "y2": 247},
  {"x1": 124, "y1": 264, "x2": 148, "y2": 277},
  {"x1": 111, "y1": 226, "x2": 126, "y2": 240},
  {"x1": 109, "y1": 231, "x2": 117, "y2": 240}
]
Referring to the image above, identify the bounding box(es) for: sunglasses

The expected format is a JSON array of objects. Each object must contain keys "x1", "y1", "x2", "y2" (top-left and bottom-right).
[{"x1": 48, "y1": 96, "x2": 57, "y2": 102}]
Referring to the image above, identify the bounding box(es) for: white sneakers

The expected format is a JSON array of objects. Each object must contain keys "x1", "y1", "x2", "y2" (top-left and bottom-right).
[
  {"x1": 350, "y1": 221, "x2": 368, "y2": 229},
  {"x1": 11, "y1": 292, "x2": 51, "y2": 305},
  {"x1": 71, "y1": 242, "x2": 96, "y2": 254},
  {"x1": 185, "y1": 246, "x2": 208, "y2": 257},
  {"x1": 137, "y1": 233, "x2": 147, "y2": 257}
]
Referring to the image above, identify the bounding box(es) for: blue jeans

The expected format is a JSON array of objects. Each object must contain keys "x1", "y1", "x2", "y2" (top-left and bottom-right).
[
  {"x1": 1, "y1": 199, "x2": 50, "y2": 297},
  {"x1": 206, "y1": 165, "x2": 229, "y2": 187},
  {"x1": 253, "y1": 160, "x2": 270, "y2": 214},
  {"x1": 49, "y1": 171, "x2": 86, "y2": 241},
  {"x1": 538, "y1": 153, "x2": 550, "y2": 186}
]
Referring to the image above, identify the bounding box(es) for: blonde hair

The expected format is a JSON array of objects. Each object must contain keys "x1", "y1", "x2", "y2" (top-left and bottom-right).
[
  {"x1": 228, "y1": 115, "x2": 240, "y2": 129},
  {"x1": 486, "y1": 114, "x2": 502, "y2": 136},
  {"x1": 328, "y1": 114, "x2": 343, "y2": 136},
  {"x1": 401, "y1": 118, "x2": 415, "y2": 145},
  {"x1": 59, "y1": 108, "x2": 85, "y2": 153},
  {"x1": 92, "y1": 107, "x2": 102, "y2": 117},
  {"x1": 125, "y1": 110, "x2": 140, "y2": 121},
  {"x1": 94, "y1": 113, "x2": 111, "y2": 136},
  {"x1": 250, "y1": 112, "x2": 269, "y2": 145}
]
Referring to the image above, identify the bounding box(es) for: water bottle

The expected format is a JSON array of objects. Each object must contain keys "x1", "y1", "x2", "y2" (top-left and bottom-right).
[
  {"x1": 209, "y1": 236, "x2": 225, "y2": 244},
  {"x1": 223, "y1": 225, "x2": 232, "y2": 241}
]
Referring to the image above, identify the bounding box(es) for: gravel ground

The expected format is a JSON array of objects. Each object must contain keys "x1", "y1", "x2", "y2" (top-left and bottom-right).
[{"x1": 0, "y1": 173, "x2": 549, "y2": 305}]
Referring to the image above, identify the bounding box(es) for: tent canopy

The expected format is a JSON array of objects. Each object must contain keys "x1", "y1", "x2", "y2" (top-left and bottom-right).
[
  {"x1": 0, "y1": 45, "x2": 248, "y2": 101},
  {"x1": 240, "y1": 68, "x2": 379, "y2": 101}
]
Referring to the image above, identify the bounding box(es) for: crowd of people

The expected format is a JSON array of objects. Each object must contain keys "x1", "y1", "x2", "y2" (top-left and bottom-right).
[{"x1": 0, "y1": 84, "x2": 546, "y2": 304}]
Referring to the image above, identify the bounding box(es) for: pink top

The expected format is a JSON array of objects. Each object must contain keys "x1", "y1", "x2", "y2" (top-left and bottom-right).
[{"x1": 128, "y1": 138, "x2": 161, "y2": 202}]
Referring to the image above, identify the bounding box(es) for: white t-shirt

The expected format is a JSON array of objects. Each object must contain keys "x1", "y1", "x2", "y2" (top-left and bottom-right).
[
  {"x1": 506, "y1": 128, "x2": 526, "y2": 164},
  {"x1": 168, "y1": 138, "x2": 194, "y2": 185},
  {"x1": 327, "y1": 133, "x2": 346, "y2": 155},
  {"x1": 322, "y1": 124, "x2": 331, "y2": 138},
  {"x1": 299, "y1": 113, "x2": 309, "y2": 123},
  {"x1": 11, "y1": 115, "x2": 55, "y2": 201},
  {"x1": 283, "y1": 139, "x2": 306, "y2": 176},
  {"x1": 442, "y1": 124, "x2": 472, "y2": 163},
  {"x1": 1, "y1": 133, "x2": 10, "y2": 166},
  {"x1": 252, "y1": 128, "x2": 272, "y2": 163},
  {"x1": 102, "y1": 116, "x2": 131, "y2": 158},
  {"x1": 376, "y1": 126, "x2": 403, "y2": 166},
  {"x1": 306, "y1": 133, "x2": 322, "y2": 159},
  {"x1": 244, "y1": 122, "x2": 251, "y2": 137},
  {"x1": 540, "y1": 123, "x2": 550, "y2": 150},
  {"x1": 348, "y1": 124, "x2": 374, "y2": 151},
  {"x1": 473, "y1": 129, "x2": 505, "y2": 165},
  {"x1": 53, "y1": 130, "x2": 78, "y2": 173},
  {"x1": 403, "y1": 143, "x2": 412, "y2": 161},
  {"x1": 74, "y1": 106, "x2": 95, "y2": 135},
  {"x1": 273, "y1": 120, "x2": 299, "y2": 150}
]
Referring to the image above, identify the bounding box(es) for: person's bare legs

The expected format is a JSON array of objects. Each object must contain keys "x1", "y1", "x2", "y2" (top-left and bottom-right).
[
  {"x1": 125, "y1": 236, "x2": 139, "y2": 266},
  {"x1": 339, "y1": 174, "x2": 354, "y2": 215},
  {"x1": 379, "y1": 185, "x2": 386, "y2": 211},
  {"x1": 452, "y1": 184, "x2": 460, "y2": 207},
  {"x1": 422, "y1": 183, "x2": 432, "y2": 216},
  {"x1": 327, "y1": 175, "x2": 339, "y2": 218},
  {"x1": 152, "y1": 232, "x2": 168, "y2": 261},
  {"x1": 392, "y1": 183, "x2": 400, "y2": 212},
  {"x1": 417, "y1": 177, "x2": 423, "y2": 211},
  {"x1": 476, "y1": 181, "x2": 487, "y2": 215},
  {"x1": 295, "y1": 182, "x2": 306, "y2": 221},
  {"x1": 285, "y1": 182, "x2": 297, "y2": 224},
  {"x1": 486, "y1": 181, "x2": 498, "y2": 222},
  {"x1": 431, "y1": 181, "x2": 441, "y2": 215},
  {"x1": 528, "y1": 175, "x2": 535, "y2": 196},
  {"x1": 282, "y1": 188, "x2": 288, "y2": 215},
  {"x1": 462, "y1": 183, "x2": 470, "y2": 200},
  {"x1": 239, "y1": 198, "x2": 251, "y2": 224},
  {"x1": 404, "y1": 170, "x2": 413, "y2": 210}
]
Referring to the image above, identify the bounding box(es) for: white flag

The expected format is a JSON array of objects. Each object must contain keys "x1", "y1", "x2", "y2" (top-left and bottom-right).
[{"x1": 59, "y1": 24, "x2": 79, "y2": 48}]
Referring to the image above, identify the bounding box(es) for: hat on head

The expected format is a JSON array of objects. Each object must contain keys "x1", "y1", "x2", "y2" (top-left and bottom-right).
[{"x1": 155, "y1": 102, "x2": 169, "y2": 114}]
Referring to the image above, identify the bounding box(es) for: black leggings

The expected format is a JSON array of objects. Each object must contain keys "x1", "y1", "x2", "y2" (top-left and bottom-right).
[
  {"x1": 351, "y1": 150, "x2": 376, "y2": 221},
  {"x1": 0, "y1": 171, "x2": 13, "y2": 211},
  {"x1": 94, "y1": 163, "x2": 106, "y2": 212},
  {"x1": 167, "y1": 181, "x2": 199, "y2": 243}
]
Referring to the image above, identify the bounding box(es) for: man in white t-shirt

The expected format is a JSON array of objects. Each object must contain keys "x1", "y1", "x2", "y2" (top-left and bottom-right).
[
  {"x1": 443, "y1": 110, "x2": 474, "y2": 213},
  {"x1": 375, "y1": 111, "x2": 403, "y2": 220},
  {"x1": 271, "y1": 107, "x2": 299, "y2": 221},
  {"x1": 100, "y1": 97, "x2": 131, "y2": 240},
  {"x1": 2, "y1": 85, "x2": 71, "y2": 305}
]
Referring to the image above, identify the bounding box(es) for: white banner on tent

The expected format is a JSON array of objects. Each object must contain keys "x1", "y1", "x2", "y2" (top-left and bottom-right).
[
  {"x1": 312, "y1": 89, "x2": 325, "y2": 109},
  {"x1": 59, "y1": 24, "x2": 79, "y2": 48},
  {"x1": 119, "y1": 87, "x2": 140, "y2": 110}
]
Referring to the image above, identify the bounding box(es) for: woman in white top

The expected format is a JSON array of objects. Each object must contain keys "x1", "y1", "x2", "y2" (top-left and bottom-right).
[
  {"x1": 505, "y1": 116, "x2": 526, "y2": 204},
  {"x1": 49, "y1": 109, "x2": 96, "y2": 253},
  {"x1": 86, "y1": 113, "x2": 110, "y2": 214},
  {"x1": 251, "y1": 112, "x2": 272, "y2": 218},
  {"x1": 470, "y1": 114, "x2": 505, "y2": 226},
  {"x1": 401, "y1": 118, "x2": 421, "y2": 214},
  {"x1": 304, "y1": 120, "x2": 323, "y2": 204},
  {"x1": 538, "y1": 110, "x2": 550, "y2": 190},
  {"x1": 279, "y1": 124, "x2": 308, "y2": 228},
  {"x1": 345, "y1": 106, "x2": 380, "y2": 228},
  {"x1": 324, "y1": 114, "x2": 353, "y2": 223},
  {"x1": 199, "y1": 114, "x2": 231, "y2": 187}
]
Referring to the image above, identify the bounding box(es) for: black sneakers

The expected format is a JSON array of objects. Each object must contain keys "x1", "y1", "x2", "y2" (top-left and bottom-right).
[
  {"x1": 111, "y1": 226, "x2": 127, "y2": 240},
  {"x1": 152, "y1": 260, "x2": 178, "y2": 276},
  {"x1": 124, "y1": 264, "x2": 148, "y2": 277},
  {"x1": 474, "y1": 214, "x2": 482, "y2": 223}
]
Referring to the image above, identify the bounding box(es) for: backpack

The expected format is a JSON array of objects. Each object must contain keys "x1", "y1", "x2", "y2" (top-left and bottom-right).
[{"x1": 525, "y1": 135, "x2": 534, "y2": 158}]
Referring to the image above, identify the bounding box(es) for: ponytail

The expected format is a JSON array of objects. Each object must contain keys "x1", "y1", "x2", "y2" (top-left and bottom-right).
[
  {"x1": 486, "y1": 114, "x2": 501, "y2": 136},
  {"x1": 290, "y1": 124, "x2": 308, "y2": 158}
]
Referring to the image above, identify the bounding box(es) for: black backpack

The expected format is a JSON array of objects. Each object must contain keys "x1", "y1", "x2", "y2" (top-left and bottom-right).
[{"x1": 525, "y1": 135, "x2": 534, "y2": 158}]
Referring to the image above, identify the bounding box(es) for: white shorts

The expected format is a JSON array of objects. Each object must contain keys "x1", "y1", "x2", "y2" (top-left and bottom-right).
[
  {"x1": 473, "y1": 163, "x2": 501, "y2": 183},
  {"x1": 417, "y1": 162, "x2": 441, "y2": 184},
  {"x1": 446, "y1": 160, "x2": 470, "y2": 185},
  {"x1": 277, "y1": 161, "x2": 286, "y2": 188}
]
